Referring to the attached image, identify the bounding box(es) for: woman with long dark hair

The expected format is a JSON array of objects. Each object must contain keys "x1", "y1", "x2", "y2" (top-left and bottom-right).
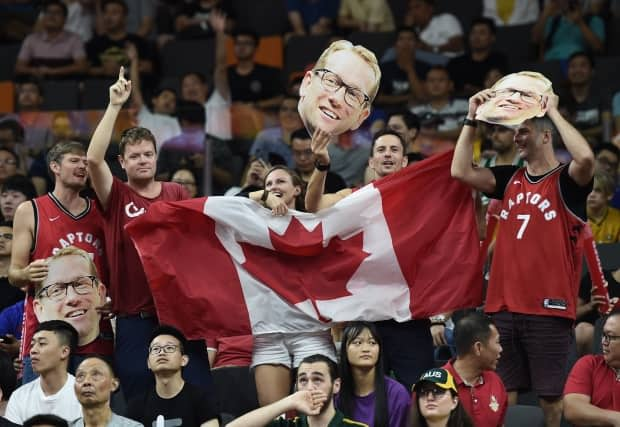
[
  {"x1": 337, "y1": 321, "x2": 410, "y2": 427},
  {"x1": 413, "y1": 368, "x2": 474, "y2": 427}
]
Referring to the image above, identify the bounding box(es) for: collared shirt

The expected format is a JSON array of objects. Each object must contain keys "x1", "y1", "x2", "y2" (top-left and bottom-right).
[
  {"x1": 18, "y1": 30, "x2": 86, "y2": 64},
  {"x1": 564, "y1": 354, "x2": 620, "y2": 411},
  {"x1": 443, "y1": 360, "x2": 508, "y2": 427},
  {"x1": 267, "y1": 410, "x2": 368, "y2": 427}
]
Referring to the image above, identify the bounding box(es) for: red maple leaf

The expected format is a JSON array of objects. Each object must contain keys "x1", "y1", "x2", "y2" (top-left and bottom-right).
[{"x1": 239, "y1": 217, "x2": 369, "y2": 318}]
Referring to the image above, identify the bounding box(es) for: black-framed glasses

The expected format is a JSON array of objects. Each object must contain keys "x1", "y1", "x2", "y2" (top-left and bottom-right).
[
  {"x1": 418, "y1": 387, "x2": 449, "y2": 399},
  {"x1": 313, "y1": 68, "x2": 370, "y2": 108},
  {"x1": 0, "y1": 233, "x2": 12, "y2": 240},
  {"x1": 494, "y1": 88, "x2": 541, "y2": 104},
  {"x1": 602, "y1": 332, "x2": 620, "y2": 343},
  {"x1": 37, "y1": 275, "x2": 97, "y2": 301},
  {"x1": 149, "y1": 344, "x2": 179, "y2": 355}
]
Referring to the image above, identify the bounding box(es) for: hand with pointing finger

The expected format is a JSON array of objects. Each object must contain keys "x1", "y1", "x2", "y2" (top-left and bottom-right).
[{"x1": 109, "y1": 67, "x2": 132, "y2": 107}]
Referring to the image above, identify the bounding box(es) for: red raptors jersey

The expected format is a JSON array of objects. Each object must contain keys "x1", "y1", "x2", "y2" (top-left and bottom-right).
[
  {"x1": 485, "y1": 166, "x2": 586, "y2": 320},
  {"x1": 22, "y1": 193, "x2": 108, "y2": 356},
  {"x1": 101, "y1": 177, "x2": 188, "y2": 315}
]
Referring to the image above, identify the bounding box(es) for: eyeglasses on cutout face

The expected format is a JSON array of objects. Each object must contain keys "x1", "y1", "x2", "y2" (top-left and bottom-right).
[
  {"x1": 37, "y1": 275, "x2": 98, "y2": 301},
  {"x1": 313, "y1": 68, "x2": 370, "y2": 108}
]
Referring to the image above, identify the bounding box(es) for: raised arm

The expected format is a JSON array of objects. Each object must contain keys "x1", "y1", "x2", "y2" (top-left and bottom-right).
[
  {"x1": 126, "y1": 43, "x2": 144, "y2": 112},
  {"x1": 8, "y1": 201, "x2": 46, "y2": 288},
  {"x1": 209, "y1": 10, "x2": 230, "y2": 101},
  {"x1": 545, "y1": 94, "x2": 595, "y2": 187},
  {"x1": 87, "y1": 67, "x2": 132, "y2": 210},
  {"x1": 304, "y1": 129, "x2": 351, "y2": 212},
  {"x1": 227, "y1": 390, "x2": 327, "y2": 427},
  {"x1": 451, "y1": 90, "x2": 497, "y2": 194},
  {"x1": 564, "y1": 393, "x2": 620, "y2": 427}
]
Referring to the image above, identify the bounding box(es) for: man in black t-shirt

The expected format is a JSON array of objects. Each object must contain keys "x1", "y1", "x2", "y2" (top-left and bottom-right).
[
  {"x1": 126, "y1": 325, "x2": 219, "y2": 427},
  {"x1": 227, "y1": 28, "x2": 284, "y2": 109},
  {"x1": 377, "y1": 26, "x2": 429, "y2": 108},
  {"x1": 86, "y1": 0, "x2": 154, "y2": 81},
  {"x1": 446, "y1": 17, "x2": 507, "y2": 97}
]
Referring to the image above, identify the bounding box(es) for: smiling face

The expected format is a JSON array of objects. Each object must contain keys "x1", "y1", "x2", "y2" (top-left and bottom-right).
[
  {"x1": 264, "y1": 168, "x2": 301, "y2": 209},
  {"x1": 476, "y1": 73, "x2": 551, "y2": 126},
  {"x1": 119, "y1": 139, "x2": 157, "y2": 182},
  {"x1": 567, "y1": 54, "x2": 593, "y2": 85},
  {"x1": 147, "y1": 334, "x2": 188, "y2": 374},
  {"x1": 298, "y1": 48, "x2": 374, "y2": 136},
  {"x1": 34, "y1": 255, "x2": 105, "y2": 347},
  {"x1": 74, "y1": 357, "x2": 118, "y2": 408},
  {"x1": 369, "y1": 134, "x2": 407, "y2": 178}
]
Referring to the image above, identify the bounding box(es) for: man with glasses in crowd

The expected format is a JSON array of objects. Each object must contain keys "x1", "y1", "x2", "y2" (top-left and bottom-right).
[
  {"x1": 33, "y1": 247, "x2": 112, "y2": 371},
  {"x1": 564, "y1": 309, "x2": 620, "y2": 425},
  {"x1": 9, "y1": 141, "x2": 107, "y2": 383},
  {"x1": 452, "y1": 82, "x2": 595, "y2": 426},
  {"x1": 126, "y1": 325, "x2": 219, "y2": 427}
]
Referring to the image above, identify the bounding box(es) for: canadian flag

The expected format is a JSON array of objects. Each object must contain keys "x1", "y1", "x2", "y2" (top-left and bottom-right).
[{"x1": 126, "y1": 150, "x2": 484, "y2": 341}]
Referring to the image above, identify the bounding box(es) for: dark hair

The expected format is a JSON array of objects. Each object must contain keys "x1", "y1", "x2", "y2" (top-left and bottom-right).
[
  {"x1": 176, "y1": 100, "x2": 206, "y2": 125},
  {"x1": 454, "y1": 312, "x2": 495, "y2": 357},
  {"x1": 370, "y1": 128, "x2": 407, "y2": 156},
  {"x1": 298, "y1": 354, "x2": 339, "y2": 381},
  {"x1": 0, "y1": 220, "x2": 12, "y2": 228},
  {"x1": 0, "y1": 148, "x2": 19, "y2": 169},
  {"x1": 528, "y1": 116, "x2": 558, "y2": 139},
  {"x1": 395, "y1": 26, "x2": 418, "y2": 41},
  {"x1": 23, "y1": 414, "x2": 69, "y2": 427},
  {"x1": 77, "y1": 355, "x2": 118, "y2": 377},
  {"x1": 264, "y1": 166, "x2": 306, "y2": 211},
  {"x1": 182, "y1": 71, "x2": 208, "y2": 86},
  {"x1": 43, "y1": 0, "x2": 68, "y2": 18},
  {"x1": 415, "y1": 397, "x2": 475, "y2": 427},
  {"x1": 1, "y1": 174, "x2": 37, "y2": 200},
  {"x1": 101, "y1": 0, "x2": 128, "y2": 15},
  {"x1": 152, "y1": 87, "x2": 176, "y2": 99},
  {"x1": 19, "y1": 79, "x2": 44, "y2": 97},
  {"x1": 427, "y1": 64, "x2": 451, "y2": 79},
  {"x1": 0, "y1": 119, "x2": 25, "y2": 143},
  {"x1": 119, "y1": 127, "x2": 157, "y2": 156},
  {"x1": 46, "y1": 140, "x2": 85, "y2": 166},
  {"x1": 339, "y1": 322, "x2": 389, "y2": 427},
  {"x1": 34, "y1": 320, "x2": 78, "y2": 354},
  {"x1": 387, "y1": 110, "x2": 421, "y2": 132},
  {"x1": 150, "y1": 324, "x2": 188, "y2": 354},
  {"x1": 568, "y1": 50, "x2": 595, "y2": 68},
  {"x1": 290, "y1": 128, "x2": 311, "y2": 142},
  {"x1": 594, "y1": 142, "x2": 620, "y2": 159},
  {"x1": 470, "y1": 16, "x2": 496, "y2": 35},
  {"x1": 0, "y1": 350, "x2": 16, "y2": 401},
  {"x1": 233, "y1": 28, "x2": 259, "y2": 46}
]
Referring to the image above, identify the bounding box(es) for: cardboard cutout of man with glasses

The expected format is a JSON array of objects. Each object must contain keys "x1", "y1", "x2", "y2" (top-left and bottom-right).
[
  {"x1": 33, "y1": 247, "x2": 107, "y2": 351},
  {"x1": 475, "y1": 71, "x2": 554, "y2": 127}
]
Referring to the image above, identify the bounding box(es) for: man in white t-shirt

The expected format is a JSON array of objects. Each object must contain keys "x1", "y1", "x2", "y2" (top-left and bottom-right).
[
  {"x1": 5, "y1": 320, "x2": 81, "y2": 424},
  {"x1": 407, "y1": 0, "x2": 464, "y2": 58}
]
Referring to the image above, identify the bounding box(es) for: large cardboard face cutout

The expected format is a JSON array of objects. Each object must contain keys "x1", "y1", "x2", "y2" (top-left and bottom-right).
[
  {"x1": 298, "y1": 42, "x2": 375, "y2": 136},
  {"x1": 476, "y1": 72, "x2": 554, "y2": 127}
]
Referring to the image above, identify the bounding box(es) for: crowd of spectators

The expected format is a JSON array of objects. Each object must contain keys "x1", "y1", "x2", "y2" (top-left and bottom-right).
[{"x1": 0, "y1": 0, "x2": 619, "y2": 426}]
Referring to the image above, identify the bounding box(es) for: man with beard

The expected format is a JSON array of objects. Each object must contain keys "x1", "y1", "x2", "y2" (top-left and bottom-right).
[
  {"x1": 71, "y1": 356, "x2": 141, "y2": 427},
  {"x1": 9, "y1": 141, "x2": 108, "y2": 384},
  {"x1": 228, "y1": 354, "x2": 365, "y2": 427}
]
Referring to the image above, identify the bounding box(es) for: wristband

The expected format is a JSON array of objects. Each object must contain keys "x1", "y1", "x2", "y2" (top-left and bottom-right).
[
  {"x1": 314, "y1": 160, "x2": 330, "y2": 172},
  {"x1": 261, "y1": 190, "x2": 269, "y2": 202},
  {"x1": 430, "y1": 321, "x2": 446, "y2": 327},
  {"x1": 463, "y1": 118, "x2": 477, "y2": 128}
]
